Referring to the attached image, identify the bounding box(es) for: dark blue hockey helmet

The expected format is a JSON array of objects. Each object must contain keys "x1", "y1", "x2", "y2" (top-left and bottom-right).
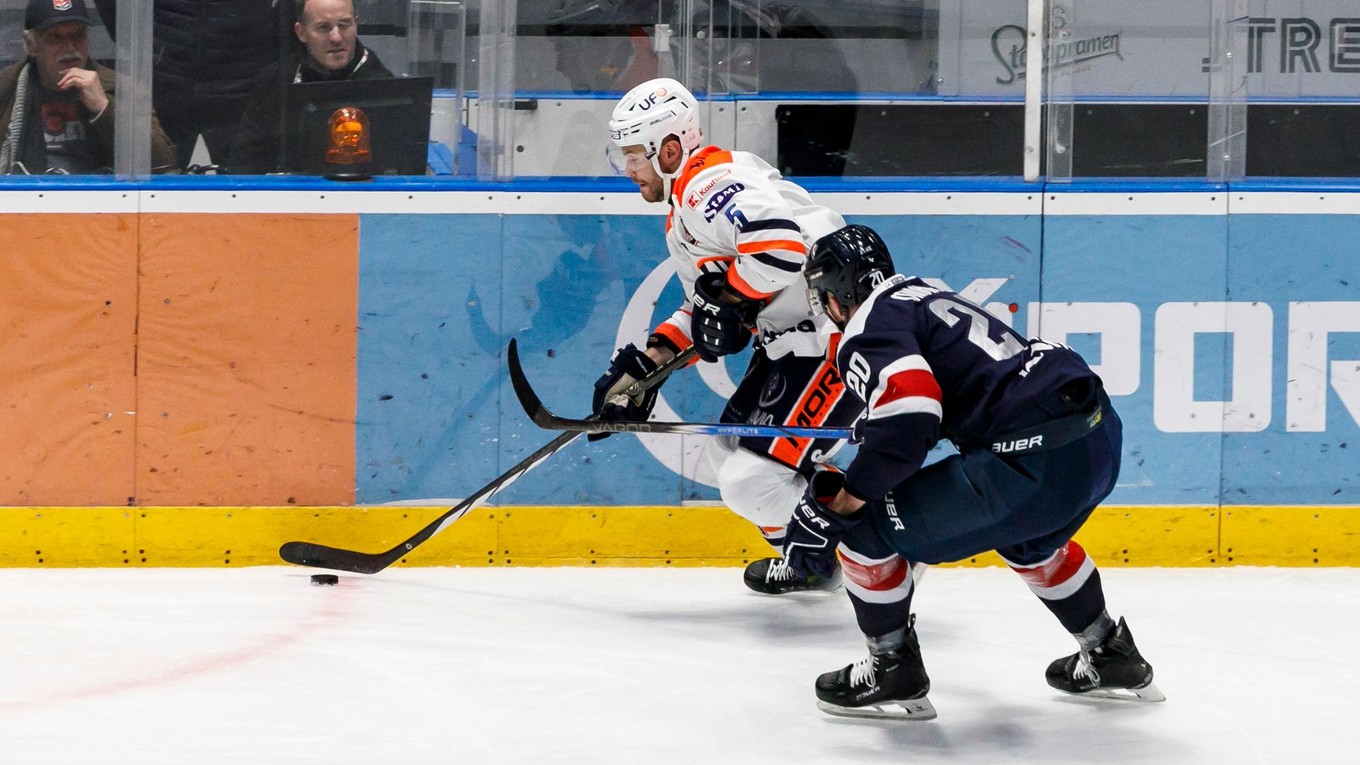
[{"x1": 805, "y1": 224, "x2": 895, "y2": 315}]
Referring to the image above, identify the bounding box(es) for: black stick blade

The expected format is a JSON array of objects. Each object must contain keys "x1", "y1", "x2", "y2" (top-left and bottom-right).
[
  {"x1": 278, "y1": 541, "x2": 394, "y2": 575},
  {"x1": 506, "y1": 338, "x2": 553, "y2": 428}
]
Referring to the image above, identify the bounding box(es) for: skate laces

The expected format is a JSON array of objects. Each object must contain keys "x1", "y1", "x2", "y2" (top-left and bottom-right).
[
  {"x1": 849, "y1": 655, "x2": 878, "y2": 688},
  {"x1": 767, "y1": 558, "x2": 800, "y2": 582},
  {"x1": 1072, "y1": 648, "x2": 1101, "y2": 685}
]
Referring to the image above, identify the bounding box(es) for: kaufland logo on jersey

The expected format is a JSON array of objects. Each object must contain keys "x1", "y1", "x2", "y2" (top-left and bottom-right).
[{"x1": 684, "y1": 170, "x2": 732, "y2": 209}]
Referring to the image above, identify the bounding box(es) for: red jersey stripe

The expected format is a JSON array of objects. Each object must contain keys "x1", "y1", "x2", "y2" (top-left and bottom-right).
[{"x1": 875, "y1": 368, "x2": 942, "y2": 410}]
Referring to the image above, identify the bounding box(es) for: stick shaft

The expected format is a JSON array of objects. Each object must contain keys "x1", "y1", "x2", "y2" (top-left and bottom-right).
[{"x1": 278, "y1": 339, "x2": 694, "y2": 574}]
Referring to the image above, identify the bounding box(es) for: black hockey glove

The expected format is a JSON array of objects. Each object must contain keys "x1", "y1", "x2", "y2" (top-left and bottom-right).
[
  {"x1": 784, "y1": 470, "x2": 864, "y2": 579},
  {"x1": 690, "y1": 272, "x2": 753, "y2": 363},
  {"x1": 589, "y1": 343, "x2": 661, "y2": 442}
]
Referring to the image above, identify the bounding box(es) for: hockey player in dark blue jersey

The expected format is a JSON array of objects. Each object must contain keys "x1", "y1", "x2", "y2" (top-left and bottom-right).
[{"x1": 783, "y1": 224, "x2": 1163, "y2": 720}]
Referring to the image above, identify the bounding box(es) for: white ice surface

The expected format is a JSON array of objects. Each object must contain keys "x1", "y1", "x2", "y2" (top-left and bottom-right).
[{"x1": 0, "y1": 566, "x2": 1355, "y2": 765}]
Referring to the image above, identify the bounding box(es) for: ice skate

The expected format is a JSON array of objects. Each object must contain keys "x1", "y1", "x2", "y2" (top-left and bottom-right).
[
  {"x1": 815, "y1": 618, "x2": 936, "y2": 720},
  {"x1": 1046, "y1": 616, "x2": 1165, "y2": 702},
  {"x1": 743, "y1": 557, "x2": 841, "y2": 595}
]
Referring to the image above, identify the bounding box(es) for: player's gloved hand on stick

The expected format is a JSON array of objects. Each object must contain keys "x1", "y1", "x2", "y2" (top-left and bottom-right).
[
  {"x1": 589, "y1": 343, "x2": 661, "y2": 442},
  {"x1": 783, "y1": 469, "x2": 864, "y2": 579},
  {"x1": 690, "y1": 272, "x2": 753, "y2": 363}
]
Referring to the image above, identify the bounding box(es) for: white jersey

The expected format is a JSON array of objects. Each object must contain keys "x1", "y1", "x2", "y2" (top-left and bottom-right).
[{"x1": 650, "y1": 146, "x2": 846, "y2": 359}]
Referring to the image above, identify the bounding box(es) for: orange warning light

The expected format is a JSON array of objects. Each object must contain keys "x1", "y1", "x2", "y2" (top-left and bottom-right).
[{"x1": 325, "y1": 107, "x2": 372, "y2": 164}]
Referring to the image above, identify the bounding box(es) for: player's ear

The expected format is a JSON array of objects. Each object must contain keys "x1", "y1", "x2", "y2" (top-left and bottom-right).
[
  {"x1": 659, "y1": 135, "x2": 684, "y2": 171},
  {"x1": 22, "y1": 30, "x2": 35, "y2": 57}
]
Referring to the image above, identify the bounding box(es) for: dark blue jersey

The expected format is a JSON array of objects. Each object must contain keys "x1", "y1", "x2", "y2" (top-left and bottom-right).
[{"x1": 838, "y1": 275, "x2": 1099, "y2": 500}]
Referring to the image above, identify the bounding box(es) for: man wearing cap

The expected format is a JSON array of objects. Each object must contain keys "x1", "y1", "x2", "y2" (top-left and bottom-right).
[{"x1": 0, "y1": 0, "x2": 176, "y2": 174}]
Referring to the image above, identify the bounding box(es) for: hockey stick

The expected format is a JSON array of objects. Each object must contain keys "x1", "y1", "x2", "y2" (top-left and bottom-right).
[
  {"x1": 278, "y1": 339, "x2": 695, "y2": 574},
  {"x1": 507, "y1": 343, "x2": 853, "y2": 441}
]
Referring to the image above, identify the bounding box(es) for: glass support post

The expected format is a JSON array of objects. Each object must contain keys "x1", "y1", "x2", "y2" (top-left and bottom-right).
[
  {"x1": 1043, "y1": 0, "x2": 1074, "y2": 182},
  {"x1": 113, "y1": 0, "x2": 153, "y2": 179},
  {"x1": 1206, "y1": 0, "x2": 1248, "y2": 181},
  {"x1": 1023, "y1": 0, "x2": 1044, "y2": 181},
  {"x1": 475, "y1": 0, "x2": 517, "y2": 180}
]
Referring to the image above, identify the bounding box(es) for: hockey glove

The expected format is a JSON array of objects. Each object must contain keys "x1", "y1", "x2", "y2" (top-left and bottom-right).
[
  {"x1": 783, "y1": 470, "x2": 864, "y2": 579},
  {"x1": 690, "y1": 272, "x2": 753, "y2": 363},
  {"x1": 589, "y1": 344, "x2": 661, "y2": 442}
]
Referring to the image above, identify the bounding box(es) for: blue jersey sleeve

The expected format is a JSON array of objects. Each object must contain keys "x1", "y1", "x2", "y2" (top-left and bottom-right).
[{"x1": 838, "y1": 319, "x2": 944, "y2": 501}]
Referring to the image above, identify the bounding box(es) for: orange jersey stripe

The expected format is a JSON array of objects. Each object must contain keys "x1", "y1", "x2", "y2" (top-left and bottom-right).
[
  {"x1": 725, "y1": 266, "x2": 775, "y2": 300},
  {"x1": 768, "y1": 361, "x2": 845, "y2": 467},
  {"x1": 735, "y1": 239, "x2": 805, "y2": 255},
  {"x1": 651, "y1": 322, "x2": 692, "y2": 351}
]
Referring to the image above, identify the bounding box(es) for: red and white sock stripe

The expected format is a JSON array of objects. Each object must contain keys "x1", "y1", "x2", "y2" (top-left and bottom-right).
[
  {"x1": 1004, "y1": 540, "x2": 1095, "y2": 600},
  {"x1": 837, "y1": 546, "x2": 913, "y2": 604}
]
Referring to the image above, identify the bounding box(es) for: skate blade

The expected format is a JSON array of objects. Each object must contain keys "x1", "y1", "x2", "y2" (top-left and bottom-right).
[
  {"x1": 817, "y1": 695, "x2": 938, "y2": 721},
  {"x1": 1064, "y1": 681, "x2": 1166, "y2": 703}
]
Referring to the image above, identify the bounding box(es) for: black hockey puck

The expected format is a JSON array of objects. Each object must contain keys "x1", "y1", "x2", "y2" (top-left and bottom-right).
[{"x1": 310, "y1": 574, "x2": 339, "y2": 586}]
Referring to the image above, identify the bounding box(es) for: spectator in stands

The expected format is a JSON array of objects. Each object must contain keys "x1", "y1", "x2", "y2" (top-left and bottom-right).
[
  {"x1": 227, "y1": 0, "x2": 392, "y2": 175},
  {"x1": 91, "y1": 0, "x2": 290, "y2": 171},
  {"x1": 0, "y1": 0, "x2": 176, "y2": 174}
]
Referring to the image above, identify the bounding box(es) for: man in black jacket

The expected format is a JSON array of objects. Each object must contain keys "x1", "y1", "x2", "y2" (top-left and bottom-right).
[
  {"x1": 227, "y1": 0, "x2": 392, "y2": 175},
  {"x1": 93, "y1": 0, "x2": 286, "y2": 170}
]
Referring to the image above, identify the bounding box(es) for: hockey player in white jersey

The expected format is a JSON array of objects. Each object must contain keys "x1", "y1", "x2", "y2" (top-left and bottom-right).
[{"x1": 592, "y1": 77, "x2": 861, "y2": 594}]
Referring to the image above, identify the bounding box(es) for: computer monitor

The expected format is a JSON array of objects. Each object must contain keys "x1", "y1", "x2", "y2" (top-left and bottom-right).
[{"x1": 283, "y1": 76, "x2": 434, "y2": 176}]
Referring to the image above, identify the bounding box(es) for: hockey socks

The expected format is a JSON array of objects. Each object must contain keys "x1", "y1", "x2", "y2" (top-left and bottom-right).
[{"x1": 1005, "y1": 540, "x2": 1108, "y2": 634}]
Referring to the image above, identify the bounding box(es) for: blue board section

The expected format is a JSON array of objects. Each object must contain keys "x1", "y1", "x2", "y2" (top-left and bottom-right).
[
  {"x1": 1223, "y1": 215, "x2": 1360, "y2": 504},
  {"x1": 355, "y1": 214, "x2": 505, "y2": 503},
  {"x1": 354, "y1": 192, "x2": 1360, "y2": 507}
]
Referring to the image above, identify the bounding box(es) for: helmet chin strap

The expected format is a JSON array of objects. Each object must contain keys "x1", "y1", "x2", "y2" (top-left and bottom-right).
[
  {"x1": 828, "y1": 293, "x2": 853, "y2": 330},
  {"x1": 655, "y1": 143, "x2": 695, "y2": 201}
]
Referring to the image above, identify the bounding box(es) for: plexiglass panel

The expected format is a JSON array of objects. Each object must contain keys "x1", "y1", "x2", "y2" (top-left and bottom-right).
[
  {"x1": 1043, "y1": 0, "x2": 1218, "y2": 179},
  {"x1": 1, "y1": 0, "x2": 1355, "y2": 181},
  {"x1": 1, "y1": 0, "x2": 477, "y2": 177},
  {"x1": 0, "y1": 0, "x2": 134, "y2": 175},
  {"x1": 505, "y1": 1, "x2": 1035, "y2": 178},
  {"x1": 1238, "y1": 0, "x2": 1360, "y2": 176}
]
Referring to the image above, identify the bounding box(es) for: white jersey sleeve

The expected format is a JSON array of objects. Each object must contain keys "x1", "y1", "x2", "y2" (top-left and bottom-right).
[{"x1": 652, "y1": 147, "x2": 845, "y2": 359}]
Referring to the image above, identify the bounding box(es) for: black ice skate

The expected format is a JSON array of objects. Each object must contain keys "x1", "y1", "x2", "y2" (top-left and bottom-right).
[
  {"x1": 1046, "y1": 616, "x2": 1165, "y2": 702},
  {"x1": 743, "y1": 557, "x2": 841, "y2": 595},
  {"x1": 815, "y1": 618, "x2": 936, "y2": 720}
]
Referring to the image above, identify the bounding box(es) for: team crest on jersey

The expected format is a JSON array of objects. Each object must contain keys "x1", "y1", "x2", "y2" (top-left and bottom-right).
[
  {"x1": 758, "y1": 372, "x2": 787, "y2": 408},
  {"x1": 702, "y1": 182, "x2": 745, "y2": 222},
  {"x1": 673, "y1": 214, "x2": 698, "y2": 245}
]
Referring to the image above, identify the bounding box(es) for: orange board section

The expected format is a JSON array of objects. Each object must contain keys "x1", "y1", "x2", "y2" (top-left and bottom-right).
[
  {"x1": 0, "y1": 214, "x2": 138, "y2": 505},
  {"x1": 135, "y1": 214, "x2": 357, "y2": 505}
]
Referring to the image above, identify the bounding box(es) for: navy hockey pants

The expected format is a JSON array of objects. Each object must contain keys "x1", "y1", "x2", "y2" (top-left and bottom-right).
[{"x1": 845, "y1": 391, "x2": 1123, "y2": 569}]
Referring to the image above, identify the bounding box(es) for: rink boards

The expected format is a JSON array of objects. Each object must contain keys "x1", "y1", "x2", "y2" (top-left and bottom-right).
[{"x1": 0, "y1": 180, "x2": 1356, "y2": 566}]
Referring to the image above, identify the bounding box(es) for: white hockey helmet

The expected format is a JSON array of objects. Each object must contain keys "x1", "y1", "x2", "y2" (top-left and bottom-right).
[{"x1": 607, "y1": 78, "x2": 703, "y2": 182}]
